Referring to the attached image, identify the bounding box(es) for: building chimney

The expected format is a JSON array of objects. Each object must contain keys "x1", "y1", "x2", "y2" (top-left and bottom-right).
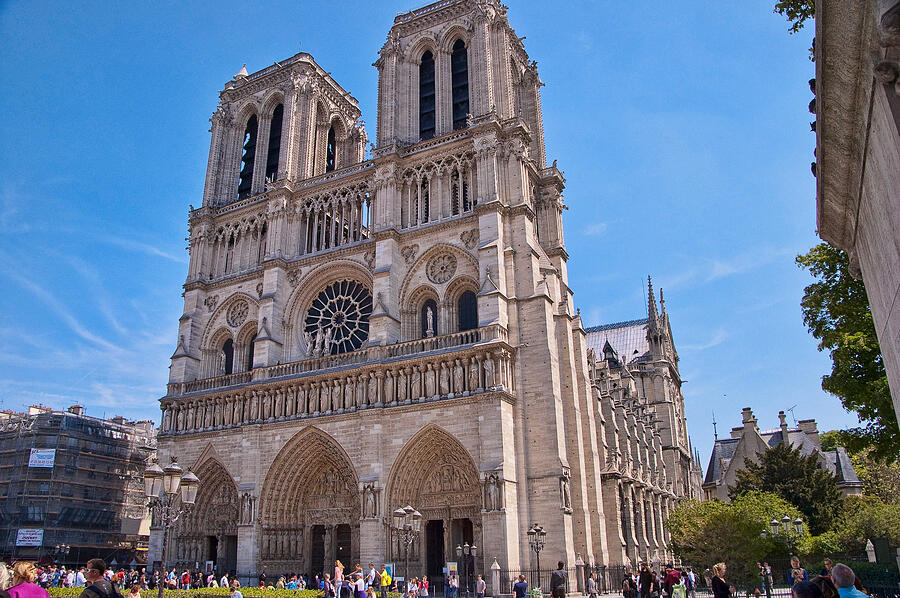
[
  {"x1": 797, "y1": 419, "x2": 820, "y2": 447},
  {"x1": 68, "y1": 405, "x2": 84, "y2": 416},
  {"x1": 741, "y1": 407, "x2": 757, "y2": 429},
  {"x1": 778, "y1": 410, "x2": 791, "y2": 446}
]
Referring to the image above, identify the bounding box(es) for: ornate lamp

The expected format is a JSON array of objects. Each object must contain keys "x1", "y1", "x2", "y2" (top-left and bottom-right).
[
  {"x1": 144, "y1": 459, "x2": 164, "y2": 498},
  {"x1": 793, "y1": 518, "x2": 803, "y2": 535},
  {"x1": 162, "y1": 458, "x2": 184, "y2": 496}
]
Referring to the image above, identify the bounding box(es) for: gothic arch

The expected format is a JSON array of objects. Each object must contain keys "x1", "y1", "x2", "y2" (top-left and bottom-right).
[
  {"x1": 401, "y1": 284, "x2": 440, "y2": 340},
  {"x1": 398, "y1": 242, "x2": 478, "y2": 305},
  {"x1": 283, "y1": 260, "x2": 374, "y2": 361},
  {"x1": 438, "y1": 27, "x2": 472, "y2": 53},
  {"x1": 180, "y1": 457, "x2": 239, "y2": 536},
  {"x1": 259, "y1": 426, "x2": 360, "y2": 527},
  {"x1": 406, "y1": 34, "x2": 439, "y2": 64},
  {"x1": 386, "y1": 424, "x2": 480, "y2": 518},
  {"x1": 200, "y1": 292, "x2": 260, "y2": 349},
  {"x1": 260, "y1": 90, "x2": 285, "y2": 117}
]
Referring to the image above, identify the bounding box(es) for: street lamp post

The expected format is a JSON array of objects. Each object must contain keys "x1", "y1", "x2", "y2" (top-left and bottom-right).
[
  {"x1": 392, "y1": 505, "x2": 422, "y2": 591},
  {"x1": 54, "y1": 544, "x2": 70, "y2": 566},
  {"x1": 455, "y1": 542, "x2": 478, "y2": 598},
  {"x1": 762, "y1": 514, "x2": 804, "y2": 555},
  {"x1": 144, "y1": 457, "x2": 200, "y2": 598},
  {"x1": 526, "y1": 524, "x2": 546, "y2": 592}
]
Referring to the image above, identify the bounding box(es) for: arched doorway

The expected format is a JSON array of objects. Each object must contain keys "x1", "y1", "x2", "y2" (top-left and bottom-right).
[
  {"x1": 174, "y1": 459, "x2": 239, "y2": 575},
  {"x1": 386, "y1": 425, "x2": 481, "y2": 592},
  {"x1": 259, "y1": 427, "x2": 360, "y2": 577}
]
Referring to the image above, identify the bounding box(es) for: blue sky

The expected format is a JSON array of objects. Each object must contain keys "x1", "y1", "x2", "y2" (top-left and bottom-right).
[{"x1": 0, "y1": 1, "x2": 854, "y2": 467}]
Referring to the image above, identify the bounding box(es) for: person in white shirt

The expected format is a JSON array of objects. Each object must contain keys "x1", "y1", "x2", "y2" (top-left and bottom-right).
[
  {"x1": 366, "y1": 564, "x2": 377, "y2": 589},
  {"x1": 221, "y1": 574, "x2": 229, "y2": 589},
  {"x1": 75, "y1": 570, "x2": 86, "y2": 587}
]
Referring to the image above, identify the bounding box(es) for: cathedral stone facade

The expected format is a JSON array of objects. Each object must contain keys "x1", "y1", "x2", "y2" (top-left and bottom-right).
[{"x1": 151, "y1": 0, "x2": 702, "y2": 581}]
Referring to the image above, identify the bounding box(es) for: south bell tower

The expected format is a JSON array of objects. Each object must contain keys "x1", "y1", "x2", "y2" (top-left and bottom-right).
[{"x1": 159, "y1": 0, "x2": 632, "y2": 579}]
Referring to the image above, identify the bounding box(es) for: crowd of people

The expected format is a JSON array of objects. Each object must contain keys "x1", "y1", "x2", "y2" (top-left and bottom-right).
[{"x1": 619, "y1": 563, "x2": 698, "y2": 598}]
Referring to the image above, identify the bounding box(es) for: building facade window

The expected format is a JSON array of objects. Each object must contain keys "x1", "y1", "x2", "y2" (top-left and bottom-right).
[
  {"x1": 237, "y1": 115, "x2": 258, "y2": 199},
  {"x1": 419, "y1": 50, "x2": 436, "y2": 140},
  {"x1": 450, "y1": 39, "x2": 469, "y2": 130},
  {"x1": 326, "y1": 125, "x2": 336, "y2": 172},
  {"x1": 265, "y1": 104, "x2": 283, "y2": 182},
  {"x1": 222, "y1": 338, "x2": 234, "y2": 375},
  {"x1": 458, "y1": 290, "x2": 477, "y2": 331}
]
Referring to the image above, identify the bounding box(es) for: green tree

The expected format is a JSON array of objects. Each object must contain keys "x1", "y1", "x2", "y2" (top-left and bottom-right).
[
  {"x1": 667, "y1": 492, "x2": 806, "y2": 589},
  {"x1": 774, "y1": 0, "x2": 815, "y2": 34},
  {"x1": 728, "y1": 443, "x2": 843, "y2": 535},
  {"x1": 796, "y1": 244, "x2": 898, "y2": 460},
  {"x1": 821, "y1": 431, "x2": 900, "y2": 504},
  {"x1": 835, "y1": 495, "x2": 900, "y2": 552}
]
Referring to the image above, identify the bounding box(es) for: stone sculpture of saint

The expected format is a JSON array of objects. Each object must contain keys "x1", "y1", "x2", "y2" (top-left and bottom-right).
[
  {"x1": 425, "y1": 363, "x2": 436, "y2": 397},
  {"x1": 483, "y1": 357, "x2": 495, "y2": 388},
  {"x1": 453, "y1": 359, "x2": 465, "y2": 394},
  {"x1": 367, "y1": 372, "x2": 378, "y2": 405},
  {"x1": 314, "y1": 326, "x2": 325, "y2": 357},
  {"x1": 304, "y1": 330, "x2": 315, "y2": 357},
  {"x1": 410, "y1": 366, "x2": 422, "y2": 400},
  {"x1": 439, "y1": 362, "x2": 450, "y2": 396},
  {"x1": 425, "y1": 305, "x2": 435, "y2": 338},
  {"x1": 468, "y1": 358, "x2": 479, "y2": 390}
]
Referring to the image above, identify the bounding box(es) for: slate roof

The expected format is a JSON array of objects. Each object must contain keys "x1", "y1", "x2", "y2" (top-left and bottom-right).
[
  {"x1": 704, "y1": 425, "x2": 862, "y2": 488},
  {"x1": 584, "y1": 318, "x2": 650, "y2": 364}
]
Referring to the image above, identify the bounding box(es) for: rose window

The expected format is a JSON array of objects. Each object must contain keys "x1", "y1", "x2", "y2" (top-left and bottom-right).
[
  {"x1": 304, "y1": 280, "x2": 372, "y2": 355},
  {"x1": 426, "y1": 253, "x2": 457, "y2": 284}
]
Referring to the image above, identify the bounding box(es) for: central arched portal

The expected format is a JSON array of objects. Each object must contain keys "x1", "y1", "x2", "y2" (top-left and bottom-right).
[
  {"x1": 386, "y1": 425, "x2": 481, "y2": 591},
  {"x1": 259, "y1": 427, "x2": 360, "y2": 577}
]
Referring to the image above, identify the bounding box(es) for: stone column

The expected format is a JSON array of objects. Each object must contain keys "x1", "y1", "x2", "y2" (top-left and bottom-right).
[{"x1": 237, "y1": 521, "x2": 259, "y2": 585}]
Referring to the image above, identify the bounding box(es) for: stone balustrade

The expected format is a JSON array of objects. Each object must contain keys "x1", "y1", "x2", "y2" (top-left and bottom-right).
[{"x1": 159, "y1": 331, "x2": 513, "y2": 436}]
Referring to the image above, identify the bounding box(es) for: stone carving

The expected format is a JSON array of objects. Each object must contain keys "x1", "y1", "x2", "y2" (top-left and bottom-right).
[
  {"x1": 401, "y1": 244, "x2": 419, "y2": 265},
  {"x1": 227, "y1": 299, "x2": 249, "y2": 327},
  {"x1": 460, "y1": 229, "x2": 479, "y2": 250},
  {"x1": 425, "y1": 304, "x2": 435, "y2": 337},
  {"x1": 362, "y1": 484, "x2": 378, "y2": 518},
  {"x1": 286, "y1": 268, "x2": 302, "y2": 287},
  {"x1": 204, "y1": 295, "x2": 219, "y2": 313},
  {"x1": 483, "y1": 473, "x2": 502, "y2": 511},
  {"x1": 560, "y1": 468, "x2": 572, "y2": 512},
  {"x1": 426, "y1": 252, "x2": 458, "y2": 284},
  {"x1": 256, "y1": 282, "x2": 264, "y2": 298},
  {"x1": 363, "y1": 250, "x2": 376, "y2": 270}
]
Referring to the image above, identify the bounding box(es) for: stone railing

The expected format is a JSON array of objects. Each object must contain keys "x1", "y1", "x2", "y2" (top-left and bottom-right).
[
  {"x1": 167, "y1": 371, "x2": 252, "y2": 398},
  {"x1": 171, "y1": 325, "x2": 507, "y2": 396},
  {"x1": 159, "y1": 339, "x2": 514, "y2": 436}
]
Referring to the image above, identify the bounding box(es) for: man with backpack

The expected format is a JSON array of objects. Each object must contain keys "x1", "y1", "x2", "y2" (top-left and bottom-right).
[{"x1": 79, "y1": 560, "x2": 123, "y2": 598}]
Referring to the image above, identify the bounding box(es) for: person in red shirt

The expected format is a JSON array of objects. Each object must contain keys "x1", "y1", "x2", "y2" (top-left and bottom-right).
[{"x1": 663, "y1": 566, "x2": 681, "y2": 598}]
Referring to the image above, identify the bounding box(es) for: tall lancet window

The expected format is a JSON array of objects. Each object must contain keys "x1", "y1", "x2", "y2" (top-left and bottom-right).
[
  {"x1": 326, "y1": 125, "x2": 336, "y2": 172},
  {"x1": 222, "y1": 338, "x2": 234, "y2": 375},
  {"x1": 451, "y1": 39, "x2": 469, "y2": 130},
  {"x1": 237, "y1": 115, "x2": 258, "y2": 199},
  {"x1": 419, "y1": 50, "x2": 436, "y2": 140},
  {"x1": 458, "y1": 290, "x2": 477, "y2": 332},
  {"x1": 265, "y1": 104, "x2": 283, "y2": 182}
]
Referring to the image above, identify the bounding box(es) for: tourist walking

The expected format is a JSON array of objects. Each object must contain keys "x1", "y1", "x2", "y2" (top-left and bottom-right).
[
  {"x1": 379, "y1": 566, "x2": 392, "y2": 598},
  {"x1": 8, "y1": 563, "x2": 50, "y2": 598},
  {"x1": 512, "y1": 575, "x2": 528, "y2": 598},
  {"x1": 639, "y1": 564, "x2": 653, "y2": 598},
  {"x1": 550, "y1": 562, "x2": 567, "y2": 598},
  {"x1": 711, "y1": 563, "x2": 732, "y2": 598},
  {"x1": 447, "y1": 575, "x2": 458, "y2": 598},
  {"x1": 474, "y1": 574, "x2": 485, "y2": 598},
  {"x1": 587, "y1": 572, "x2": 598, "y2": 598},
  {"x1": 790, "y1": 557, "x2": 807, "y2": 587}
]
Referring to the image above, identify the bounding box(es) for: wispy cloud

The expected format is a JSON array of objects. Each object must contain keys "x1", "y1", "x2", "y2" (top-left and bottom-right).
[
  {"x1": 679, "y1": 328, "x2": 728, "y2": 352},
  {"x1": 97, "y1": 235, "x2": 188, "y2": 264},
  {"x1": 584, "y1": 222, "x2": 609, "y2": 236},
  {"x1": 657, "y1": 246, "x2": 793, "y2": 292}
]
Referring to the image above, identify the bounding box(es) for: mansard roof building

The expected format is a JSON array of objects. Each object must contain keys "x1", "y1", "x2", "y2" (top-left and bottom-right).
[
  {"x1": 702, "y1": 408, "x2": 862, "y2": 501},
  {"x1": 152, "y1": 0, "x2": 702, "y2": 579}
]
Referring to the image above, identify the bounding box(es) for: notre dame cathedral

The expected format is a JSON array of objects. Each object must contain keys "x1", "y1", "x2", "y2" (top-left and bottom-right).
[{"x1": 150, "y1": 0, "x2": 703, "y2": 582}]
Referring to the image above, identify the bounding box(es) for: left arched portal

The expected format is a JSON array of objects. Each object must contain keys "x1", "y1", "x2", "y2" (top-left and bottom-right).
[
  {"x1": 173, "y1": 458, "x2": 239, "y2": 574},
  {"x1": 258, "y1": 427, "x2": 360, "y2": 577}
]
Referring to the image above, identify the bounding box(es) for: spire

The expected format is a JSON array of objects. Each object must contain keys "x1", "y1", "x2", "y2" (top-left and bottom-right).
[
  {"x1": 660, "y1": 288, "x2": 667, "y2": 315},
  {"x1": 235, "y1": 63, "x2": 249, "y2": 79},
  {"x1": 647, "y1": 275, "x2": 659, "y2": 330}
]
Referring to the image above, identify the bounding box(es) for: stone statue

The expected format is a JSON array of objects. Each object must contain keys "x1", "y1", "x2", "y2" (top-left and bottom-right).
[
  {"x1": 490, "y1": 475, "x2": 501, "y2": 510},
  {"x1": 453, "y1": 359, "x2": 464, "y2": 394},
  {"x1": 468, "y1": 358, "x2": 480, "y2": 390},
  {"x1": 484, "y1": 477, "x2": 495, "y2": 511},
  {"x1": 439, "y1": 362, "x2": 450, "y2": 396},
  {"x1": 262, "y1": 391, "x2": 272, "y2": 419},
  {"x1": 411, "y1": 367, "x2": 422, "y2": 400},
  {"x1": 323, "y1": 326, "x2": 334, "y2": 356},
  {"x1": 314, "y1": 326, "x2": 325, "y2": 357},
  {"x1": 483, "y1": 357, "x2": 495, "y2": 388},
  {"x1": 176, "y1": 407, "x2": 185, "y2": 431},
  {"x1": 425, "y1": 364, "x2": 436, "y2": 397},
  {"x1": 364, "y1": 486, "x2": 376, "y2": 518},
  {"x1": 331, "y1": 379, "x2": 342, "y2": 411},
  {"x1": 274, "y1": 389, "x2": 284, "y2": 418},
  {"x1": 397, "y1": 369, "x2": 408, "y2": 403},
  {"x1": 344, "y1": 376, "x2": 354, "y2": 409},
  {"x1": 303, "y1": 330, "x2": 315, "y2": 357},
  {"x1": 249, "y1": 392, "x2": 259, "y2": 420},
  {"x1": 367, "y1": 372, "x2": 378, "y2": 405},
  {"x1": 560, "y1": 473, "x2": 572, "y2": 510},
  {"x1": 425, "y1": 305, "x2": 435, "y2": 337}
]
